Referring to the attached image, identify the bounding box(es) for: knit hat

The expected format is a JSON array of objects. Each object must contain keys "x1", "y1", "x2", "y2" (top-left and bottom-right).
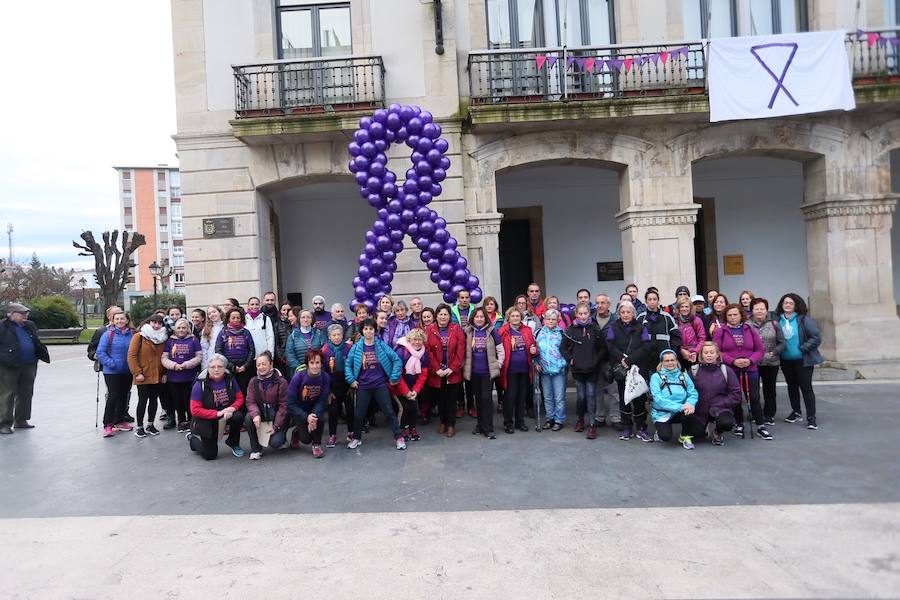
[
  {"x1": 691, "y1": 295, "x2": 705, "y2": 304},
  {"x1": 6, "y1": 302, "x2": 29, "y2": 314},
  {"x1": 675, "y1": 286, "x2": 691, "y2": 297}
]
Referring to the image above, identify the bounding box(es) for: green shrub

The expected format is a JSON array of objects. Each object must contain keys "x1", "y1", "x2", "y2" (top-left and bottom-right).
[
  {"x1": 130, "y1": 293, "x2": 186, "y2": 325},
  {"x1": 26, "y1": 296, "x2": 82, "y2": 329}
]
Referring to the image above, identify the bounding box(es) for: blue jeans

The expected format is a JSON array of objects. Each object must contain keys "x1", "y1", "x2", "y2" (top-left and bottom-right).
[
  {"x1": 541, "y1": 370, "x2": 567, "y2": 423},
  {"x1": 574, "y1": 374, "x2": 596, "y2": 424}
]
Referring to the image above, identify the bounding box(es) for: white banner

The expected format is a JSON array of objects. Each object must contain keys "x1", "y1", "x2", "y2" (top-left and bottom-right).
[{"x1": 708, "y1": 30, "x2": 855, "y2": 123}]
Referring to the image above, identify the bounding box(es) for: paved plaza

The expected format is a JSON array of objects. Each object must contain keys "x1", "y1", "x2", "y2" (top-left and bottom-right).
[{"x1": 2, "y1": 345, "x2": 899, "y2": 599}]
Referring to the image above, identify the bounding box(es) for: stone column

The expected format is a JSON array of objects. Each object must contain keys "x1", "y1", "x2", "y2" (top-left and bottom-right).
[
  {"x1": 802, "y1": 194, "x2": 900, "y2": 376},
  {"x1": 464, "y1": 212, "x2": 504, "y2": 301}
]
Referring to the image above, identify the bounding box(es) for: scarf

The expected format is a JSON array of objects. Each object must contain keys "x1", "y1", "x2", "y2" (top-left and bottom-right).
[
  {"x1": 140, "y1": 323, "x2": 169, "y2": 345},
  {"x1": 300, "y1": 326, "x2": 312, "y2": 334},
  {"x1": 247, "y1": 309, "x2": 261, "y2": 320},
  {"x1": 575, "y1": 317, "x2": 591, "y2": 326},
  {"x1": 402, "y1": 342, "x2": 425, "y2": 375}
]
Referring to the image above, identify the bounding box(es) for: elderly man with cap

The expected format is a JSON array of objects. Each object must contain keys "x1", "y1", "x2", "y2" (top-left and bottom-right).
[
  {"x1": 0, "y1": 303, "x2": 50, "y2": 434},
  {"x1": 667, "y1": 286, "x2": 692, "y2": 315},
  {"x1": 311, "y1": 295, "x2": 331, "y2": 331}
]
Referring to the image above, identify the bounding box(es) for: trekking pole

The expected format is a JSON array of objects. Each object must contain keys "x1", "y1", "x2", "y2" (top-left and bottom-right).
[
  {"x1": 95, "y1": 369, "x2": 101, "y2": 428},
  {"x1": 740, "y1": 370, "x2": 754, "y2": 439},
  {"x1": 533, "y1": 366, "x2": 542, "y2": 432}
]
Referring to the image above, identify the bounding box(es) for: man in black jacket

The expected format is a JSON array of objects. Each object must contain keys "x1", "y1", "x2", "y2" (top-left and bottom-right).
[{"x1": 0, "y1": 303, "x2": 51, "y2": 433}]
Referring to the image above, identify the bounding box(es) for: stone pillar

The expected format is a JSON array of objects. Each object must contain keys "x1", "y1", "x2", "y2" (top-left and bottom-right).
[
  {"x1": 617, "y1": 204, "x2": 700, "y2": 299},
  {"x1": 802, "y1": 194, "x2": 900, "y2": 376},
  {"x1": 464, "y1": 212, "x2": 504, "y2": 301}
]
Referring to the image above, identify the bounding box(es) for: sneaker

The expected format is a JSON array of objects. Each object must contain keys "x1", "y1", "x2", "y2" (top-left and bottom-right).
[
  {"x1": 757, "y1": 426, "x2": 773, "y2": 440},
  {"x1": 472, "y1": 426, "x2": 483, "y2": 435},
  {"x1": 249, "y1": 451, "x2": 262, "y2": 460},
  {"x1": 543, "y1": 420, "x2": 554, "y2": 430},
  {"x1": 712, "y1": 432, "x2": 725, "y2": 445},
  {"x1": 113, "y1": 422, "x2": 133, "y2": 432},
  {"x1": 146, "y1": 424, "x2": 160, "y2": 436},
  {"x1": 807, "y1": 417, "x2": 818, "y2": 430},
  {"x1": 784, "y1": 411, "x2": 802, "y2": 423},
  {"x1": 764, "y1": 418, "x2": 776, "y2": 426},
  {"x1": 103, "y1": 425, "x2": 115, "y2": 437},
  {"x1": 586, "y1": 425, "x2": 597, "y2": 440},
  {"x1": 177, "y1": 421, "x2": 190, "y2": 432},
  {"x1": 312, "y1": 444, "x2": 324, "y2": 458},
  {"x1": 326, "y1": 434, "x2": 337, "y2": 448},
  {"x1": 653, "y1": 431, "x2": 662, "y2": 442},
  {"x1": 396, "y1": 436, "x2": 407, "y2": 450},
  {"x1": 346, "y1": 432, "x2": 355, "y2": 443},
  {"x1": 348, "y1": 438, "x2": 362, "y2": 449},
  {"x1": 551, "y1": 423, "x2": 562, "y2": 432},
  {"x1": 134, "y1": 427, "x2": 147, "y2": 438},
  {"x1": 619, "y1": 427, "x2": 633, "y2": 440},
  {"x1": 290, "y1": 428, "x2": 301, "y2": 449},
  {"x1": 230, "y1": 445, "x2": 245, "y2": 458},
  {"x1": 678, "y1": 434, "x2": 695, "y2": 450},
  {"x1": 409, "y1": 428, "x2": 420, "y2": 441},
  {"x1": 733, "y1": 425, "x2": 745, "y2": 438},
  {"x1": 635, "y1": 428, "x2": 652, "y2": 443},
  {"x1": 123, "y1": 413, "x2": 135, "y2": 423},
  {"x1": 486, "y1": 431, "x2": 496, "y2": 439},
  {"x1": 573, "y1": 419, "x2": 585, "y2": 433},
  {"x1": 163, "y1": 417, "x2": 177, "y2": 430}
]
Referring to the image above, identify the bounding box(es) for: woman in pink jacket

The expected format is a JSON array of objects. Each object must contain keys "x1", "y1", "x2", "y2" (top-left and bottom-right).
[
  {"x1": 713, "y1": 304, "x2": 771, "y2": 441},
  {"x1": 674, "y1": 298, "x2": 705, "y2": 371}
]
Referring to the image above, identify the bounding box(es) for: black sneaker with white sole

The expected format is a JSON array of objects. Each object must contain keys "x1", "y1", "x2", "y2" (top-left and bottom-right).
[
  {"x1": 764, "y1": 418, "x2": 775, "y2": 426},
  {"x1": 784, "y1": 411, "x2": 802, "y2": 423},
  {"x1": 134, "y1": 427, "x2": 147, "y2": 438},
  {"x1": 146, "y1": 424, "x2": 160, "y2": 436},
  {"x1": 733, "y1": 425, "x2": 745, "y2": 438},
  {"x1": 807, "y1": 417, "x2": 818, "y2": 430},
  {"x1": 757, "y1": 426, "x2": 773, "y2": 440}
]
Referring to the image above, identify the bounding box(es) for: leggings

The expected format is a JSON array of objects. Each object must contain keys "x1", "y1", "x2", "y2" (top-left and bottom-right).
[
  {"x1": 503, "y1": 372, "x2": 529, "y2": 428},
  {"x1": 354, "y1": 386, "x2": 402, "y2": 441},
  {"x1": 102, "y1": 373, "x2": 132, "y2": 427},
  {"x1": 234, "y1": 368, "x2": 253, "y2": 398},
  {"x1": 327, "y1": 376, "x2": 353, "y2": 436},
  {"x1": 470, "y1": 374, "x2": 494, "y2": 433},
  {"x1": 734, "y1": 370, "x2": 764, "y2": 427},
  {"x1": 758, "y1": 365, "x2": 780, "y2": 420},
  {"x1": 781, "y1": 359, "x2": 816, "y2": 418},
  {"x1": 136, "y1": 383, "x2": 163, "y2": 428},
  {"x1": 398, "y1": 396, "x2": 418, "y2": 430},
  {"x1": 167, "y1": 381, "x2": 193, "y2": 424},
  {"x1": 654, "y1": 412, "x2": 704, "y2": 441},
  {"x1": 433, "y1": 381, "x2": 461, "y2": 428},
  {"x1": 708, "y1": 410, "x2": 735, "y2": 434},
  {"x1": 615, "y1": 377, "x2": 647, "y2": 429}
]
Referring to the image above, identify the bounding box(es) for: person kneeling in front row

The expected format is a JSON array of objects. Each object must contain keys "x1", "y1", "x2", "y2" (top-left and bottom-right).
[
  {"x1": 286, "y1": 349, "x2": 330, "y2": 459},
  {"x1": 690, "y1": 341, "x2": 742, "y2": 446},
  {"x1": 187, "y1": 353, "x2": 246, "y2": 460},
  {"x1": 650, "y1": 349, "x2": 700, "y2": 449},
  {"x1": 243, "y1": 351, "x2": 290, "y2": 460}
]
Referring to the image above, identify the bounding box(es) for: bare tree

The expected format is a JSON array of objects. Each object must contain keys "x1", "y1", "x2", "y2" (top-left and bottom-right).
[{"x1": 73, "y1": 230, "x2": 146, "y2": 310}]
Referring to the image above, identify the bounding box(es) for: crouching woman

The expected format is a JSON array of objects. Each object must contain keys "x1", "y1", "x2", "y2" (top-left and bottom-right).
[
  {"x1": 650, "y1": 349, "x2": 700, "y2": 449},
  {"x1": 690, "y1": 341, "x2": 742, "y2": 446},
  {"x1": 187, "y1": 353, "x2": 246, "y2": 460}
]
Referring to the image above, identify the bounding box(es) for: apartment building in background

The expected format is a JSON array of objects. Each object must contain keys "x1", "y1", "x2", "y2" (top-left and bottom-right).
[
  {"x1": 113, "y1": 164, "x2": 185, "y2": 303},
  {"x1": 170, "y1": 0, "x2": 900, "y2": 376}
]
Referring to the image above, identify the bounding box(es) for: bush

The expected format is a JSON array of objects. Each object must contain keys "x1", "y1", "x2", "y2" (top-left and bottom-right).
[
  {"x1": 26, "y1": 296, "x2": 82, "y2": 329},
  {"x1": 130, "y1": 292, "x2": 186, "y2": 326}
]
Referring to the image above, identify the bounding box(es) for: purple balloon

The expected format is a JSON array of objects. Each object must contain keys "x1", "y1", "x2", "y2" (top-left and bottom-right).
[
  {"x1": 406, "y1": 168, "x2": 417, "y2": 180},
  {"x1": 359, "y1": 187, "x2": 371, "y2": 200},
  {"x1": 403, "y1": 180, "x2": 419, "y2": 194},
  {"x1": 395, "y1": 126, "x2": 408, "y2": 141},
  {"x1": 446, "y1": 238, "x2": 457, "y2": 250},
  {"x1": 432, "y1": 124, "x2": 442, "y2": 138},
  {"x1": 419, "y1": 251, "x2": 430, "y2": 263},
  {"x1": 433, "y1": 228, "x2": 450, "y2": 244},
  {"x1": 359, "y1": 116, "x2": 372, "y2": 130},
  {"x1": 377, "y1": 208, "x2": 389, "y2": 220},
  {"x1": 407, "y1": 117, "x2": 423, "y2": 135},
  {"x1": 363, "y1": 299, "x2": 375, "y2": 312},
  {"x1": 442, "y1": 248, "x2": 457, "y2": 263},
  {"x1": 354, "y1": 129, "x2": 370, "y2": 144},
  {"x1": 426, "y1": 258, "x2": 441, "y2": 271},
  {"x1": 355, "y1": 287, "x2": 368, "y2": 300},
  {"x1": 364, "y1": 243, "x2": 378, "y2": 257},
  {"x1": 443, "y1": 292, "x2": 456, "y2": 303},
  {"x1": 388, "y1": 102, "x2": 401, "y2": 114},
  {"x1": 366, "y1": 277, "x2": 381, "y2": 291},
  {"x1": 357, "y1": 265, "x2": 371, "y2": 280},
  {"x1": 372, "y1": 220, "x2": 387, "y2": 235},
  {"x1": 384, "y1": 130, "x2": 395, "y2": 143},
  {"x1": 373, "y1": 153, "x2": 387, "y2": 165},
  {"x1": 382, "y1": 250, "x2": 396, "y2": 263},
  {"x1": 434, "y1": 217, "x2": 446, "y2": 229},
  {"x1": 391, "y1": 241, "x2": 403, "y2": 253},
  {"x1": 367, "y1": 194, "x2": 383, "y2": 208},
  {"x1": 353, "y1": 276, "x2": 362, "y2": 287},
  {"x1": 415, "y1": 206, "x2": 432, "y2": 222},
  {"x1": 439, "y1": 157, "x2": 451, "y2": 170},
  {"x1": 407, "y1": 135, "x2": 421, "y2": 150},
  {"x1": 426, "y1": 149, "x2": 442, "y2": 165},
  {"x1": 348, "y1": 142, "x2": 361, "y2": 156},
  {"x1": 381, "y1": 182, "x2": 397, "y2": 198},
  {"x1": 374, "y1": 139, "x2": 388, "y2": 152},
  {"x1": 358, "y1": 254, "x2": 368, "y2": 266},
  {"x1": 369, "y1": 122, "x2": 385, "y2": 140},
  {"x1": 353, "y1": 156, "x2": 369, "y2": 171},
  {"x1": 455, "y1": 256, "x2": 468, "y2": 270},
  {"x1": 416, "y1": 161, "x2": 432, "y2": 176},
  {"x1": 420, "y1": 111, "x2": 433, "y2": 124},
  {"x1": 418, "y1": 191, "x2": 433, "y2": 205},
  {"x1": 385, "y1": 199, "x2": 402, "y2": 214},
  {"x1": 400, "y1": 209, "x2": 415, "y2": 224},
  {"x1": 386, "y1": 262, "x2": 398, "y2": 273},
  {"x1": 382, "y1": 214, "x2": 399, "y2": 230},
  {"x1": 434, "y1": 138, "x2": 449, "y2": 153},
  {"x1": 354, "y1": 172, "x2": 368, "y2": 186},
  {"x1": 419, "y1": 220, "x2": 435, "y2": 237},
  {"x1": 384, "y1": 171, "x2": 396, "y2": 183},
  {"x1": 470, "y1": 289, "x2": 482, "y2": 304},
  {"x1": 385, "y1": 112, "x2": 401, "y2": 131},
  {"x1": 348, "y1": 160, "x2": 359, "y2": 174},
  {"x1": 429, "y1": 210, "x2": 438, "y2": 220},
  {"x1": 450, "y1": 284, "x2": 464, "y2": 297},
  {"x1": 438, "y1": 263, "x2": 454, "y2": 279},
  {"x1": 453, "y1": 269, "x2": 468, "y2": 284},
  {"x1": 369, "y1": 162, "x2": 386, "y2": 178},
  {"x1": 431, "y1": 184, "x2": 442, "y2": 196},
  {"x1": 402, "y1": 194, "x2": 418, "y2": 209},
  {"x1": 428, "y1": 242, "x2": 444, "y2": 258},
  {"x1": 438, "y1": 279, "x2": 452, "y2": 293},
  {"x1": 422, "y1": 122, "x2": 438, "y2": 139},
  {"x1": 430, "y1": 272, "x2": 441, "y2": 284},
  {"x1": 417, "y1": 137, "x2": 433, "y2": 153},
  {"x1": 370, "y1": 257, "x2": 384, "y2": 274},
  {"x1": 415, "y1": 237, "x2": 429, "y2": 250},
  {"x1": 467, "y1": 275, "x2": 479, "y2": 289},
  {"x1": 365, "y1": 230, "x2": 377, "y2": 243},
  {"x1": 432, "y1": 169, "x2": 446, "y2": 183},
  {"x1": 361, "y1": 142, "x2": 377, "y2": 158},
  {"x1": 418, "y1": 175, "x2": 433, "y2": 190},
  {"x1": 376, "y1": 236, "x2": 391, "y2": 251},
  {"x1": 399, "y1": 105, "x2": 415, "y2": 121},
  {"x1": 379, "y1": 271, "x2": 393, "y2": 285},
  {"x1": 373, "y1": 109, "x2": 388, "y2": 123},
  {"x1": 389, "y1": 229, "x2": 404, "y2": 242}
]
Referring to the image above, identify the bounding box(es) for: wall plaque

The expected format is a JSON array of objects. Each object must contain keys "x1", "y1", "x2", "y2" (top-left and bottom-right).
[
  {"x1": 202, "y1": 217, "x2": 235, "y2": 238},
  {"x1": 723, "y1": 254, "x2": 744, "y2": 275},
  {"x1": 596, "y1": 261, "x2": 624, "y2": 282}
]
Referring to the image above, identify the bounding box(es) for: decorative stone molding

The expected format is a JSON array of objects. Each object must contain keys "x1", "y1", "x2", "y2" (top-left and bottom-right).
[
  {"x1": 801, "y1": 195, "x2": 898, "y2": 221},
  {"x1": 616, "y1": 205, "x2": 699, "y2": 231},
  {"x1": 465, "y1": 212, "x2": 504, "y2": 236}
]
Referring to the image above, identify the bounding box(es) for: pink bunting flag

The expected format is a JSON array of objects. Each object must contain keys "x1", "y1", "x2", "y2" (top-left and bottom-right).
[
  {"x1": 659, "y1": 51, "x2": 670, "y2": 65},
  {"x1": 623, "y1": 57, "x2": 634, "y2": 72},
  {"x1": 546, "y1": 55, "x2": 558, "y2": 68},
  {"x1": 535, "y1": 55, "x2": 547, "y2": 70},
  {"x1": 584, "y1": 57, "x2": 596, "y2": 73},
  {"x1": 867, "y1": 32, "x2": 881, "y2": 47}
]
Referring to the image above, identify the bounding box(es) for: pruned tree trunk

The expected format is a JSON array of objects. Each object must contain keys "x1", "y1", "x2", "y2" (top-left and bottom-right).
[{"x1": 73, "y1": 230, "x2": 146, "y2": 311}]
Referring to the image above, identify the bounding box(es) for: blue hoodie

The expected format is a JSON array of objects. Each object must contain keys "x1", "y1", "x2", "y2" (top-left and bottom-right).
[
  {"x1": 536, "y1": 325, "x2": 567, "y2": 375},
  {"x1": 650, "y1": 366, "x2": 698, "y2": 423},
  {"x1": 96, "y1": 327, "x2": 134, "y2": 375}
]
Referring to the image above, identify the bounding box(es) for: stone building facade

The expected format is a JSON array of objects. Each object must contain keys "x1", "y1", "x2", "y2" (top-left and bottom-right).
[{"x1": 171, "y1": 0, "x2": 900, "y2": 375}]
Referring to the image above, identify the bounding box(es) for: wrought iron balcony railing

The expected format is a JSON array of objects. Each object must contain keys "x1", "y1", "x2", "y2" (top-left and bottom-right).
[
  {"x1": 468, "y1": 28, "x2": 900, "y2": 105},
  {"x1": 233, "y1": 55, "x2": 384, "y2": 118}
]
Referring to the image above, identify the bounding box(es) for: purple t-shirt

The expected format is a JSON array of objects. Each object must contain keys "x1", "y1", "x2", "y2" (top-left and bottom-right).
[
  {"x1": 164, "y1": 336, "x2": 201, "y2": 382},
  {"x1": 471, "y1": 329, "x2": 501, "y2": 377},
  {"x1": 508, "y1": 328, "x2": 529, "y2": 374},
  {"x1": 439, "y1": 327, "x2": 450, "y2": 368},
  {"x1": 728, "y1": 325, "x2": 745, "y2": 347},
  {"x1": 357, "y1": 343, "x2": 387, "y2": 390},
  {"x1": 190, "y1": 377, "x2": 234, "y2": 409}
]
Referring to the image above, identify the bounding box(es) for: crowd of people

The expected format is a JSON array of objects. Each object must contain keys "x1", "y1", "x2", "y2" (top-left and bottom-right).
[{"x1": 76, "y1": 282, "x2": 824, "y2": 460}]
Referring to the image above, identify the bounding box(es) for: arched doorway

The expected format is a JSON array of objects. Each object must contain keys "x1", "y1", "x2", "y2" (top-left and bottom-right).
[{"x1": 496, "y1": 161, "x2": 623, "y2": 308}]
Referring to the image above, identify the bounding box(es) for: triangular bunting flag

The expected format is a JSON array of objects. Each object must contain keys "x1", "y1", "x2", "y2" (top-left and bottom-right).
[
  {"x1": 575, "y1": 57, "x2": 586, "y2": 70},
  {"x1": 607, "y1": 58, "x2": 624, "y2": 70},
  {"x1": 890, "y1": 36, "x2": 900, "y2": 48},
  {"x1": 546, "y1": 55, "x2": 558, "y2": 68},
  {"x1": 566, "y1": 56, "x2": 576, "y2": 70},
  {"x1": 638, "y1": 55, "x2": 650, "y2": 67},
  {"x1": 856, "y1": 29, "x2": 866, "y2": 39},
  {"x1": 535, "y1": 55, "x2": 547, "y2": 70},
  {"x1": 867, "y1": 32, "x2": 881, "y2": 47},
  {"x1": 650, "y1": 52, "x2": 661, "y2": 64},
  {"x1": 659, "y1": 51, "x2": 670, "y2": 65},
  {"x1": 623, "y1": 57, "x2": 633, "y2": 72},
  {"x1": 584, "y1": 57, "x2": 596, "y2": 72},
  {"x1": 673, "y1": 46, "x2": 689, "y2": 60}
]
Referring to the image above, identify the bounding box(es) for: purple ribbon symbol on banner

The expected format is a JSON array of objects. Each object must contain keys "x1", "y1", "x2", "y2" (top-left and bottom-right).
[{"x1": 750, "y1": 42, "x2": 800, "y2": 109}]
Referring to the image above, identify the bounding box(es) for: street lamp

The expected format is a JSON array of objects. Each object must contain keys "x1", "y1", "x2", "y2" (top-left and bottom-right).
[
  {"x1": 148, "y1": 260, "x2": 160, "y2": 308},
  {"x1": 78, "y1": 276, "x2": 87, "y2": 329}
]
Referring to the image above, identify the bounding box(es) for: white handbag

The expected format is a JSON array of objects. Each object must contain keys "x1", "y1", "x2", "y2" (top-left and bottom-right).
[{"x1": 623, "y1": 365, "x2": 649, "y2": 404}]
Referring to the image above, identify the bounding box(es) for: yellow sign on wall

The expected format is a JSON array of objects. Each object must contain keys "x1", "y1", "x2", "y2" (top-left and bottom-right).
[{"x1": 723, "y1": 254, "x2": 744, "y2": 276}]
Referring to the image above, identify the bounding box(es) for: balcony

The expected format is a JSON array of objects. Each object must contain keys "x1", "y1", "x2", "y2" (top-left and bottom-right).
[
  {"x1": 467, "y1": 28, "x2": 900, "y2": 127},
  {"x1": 231, "y1": 55, "x2": 384, "y2": 143}
]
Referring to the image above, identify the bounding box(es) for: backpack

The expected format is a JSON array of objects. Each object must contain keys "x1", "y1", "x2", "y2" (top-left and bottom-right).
[
  {"x1": 658, "y1": 371, "x2": 687, "y2": 395},
  {"x1": 690, "y1": 363, "x2": 728, "y2": 385}
]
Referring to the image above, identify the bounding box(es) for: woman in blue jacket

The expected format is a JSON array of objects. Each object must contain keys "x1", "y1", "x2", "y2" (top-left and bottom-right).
[
  {"x1": 650, "y1": 349, "x2": 700, "y2": 449},
  {"x1": 345, "y1": 318, "x2": 405, "y2": 450},
  {"x1": 285, "y1": 308, "x2": 326, "y2": 375},
  {"x1": 95, "y1": 311, "x2": 134, "y2": 438},
  {"x1": 777, "y1": 293, "x2": 822, "y2": 429}
]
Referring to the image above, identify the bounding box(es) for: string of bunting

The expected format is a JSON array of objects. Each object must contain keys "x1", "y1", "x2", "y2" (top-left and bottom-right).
[
  {"x1": 854, "y1": 29, "x2": 900, "y2": 48},
  {"x1": 535, "y1": 45, "x2": 690, "y2": 73}
]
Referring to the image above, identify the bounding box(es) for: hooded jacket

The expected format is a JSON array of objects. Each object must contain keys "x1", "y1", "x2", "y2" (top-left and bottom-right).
[
  {"x1": 649, "y1": 366, "x2": 698, "y2": 423},
  {"x1": 535, "y1": 324, "x2": 567, "y2": 375},
  {"x1": 95, "y1": 326, "x2": 133, "y2": 375},
  {"x1": 285, "y1": 326, "x2": 326, "y2": 374},
  {"x1": 690, "y1": 361, "x2": 742, "y2": 423},
  {"x1": 713, "y1": 323, "x2": 765, "y2": 374},
  {"x1": 561, "y1": 319, "x2": 607, "y2": 376},
  {"x1": 676, "y1": 314, "x2": 706, "y2": 357},
  {"x1": 127, "y1": 323, "x2": 168, "y2": 385}
]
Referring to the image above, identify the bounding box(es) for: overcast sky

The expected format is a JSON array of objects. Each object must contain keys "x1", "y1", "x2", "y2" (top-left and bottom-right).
[{"x1": 0, "y1": 1, "x2": 177, "y2": 269}]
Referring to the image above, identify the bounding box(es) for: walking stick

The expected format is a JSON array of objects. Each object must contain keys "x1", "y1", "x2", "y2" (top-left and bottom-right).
[
  {"x1": 740, "y1": 370, "x2": 755, "y2": 439},
  {"x1": 95, "y1": 369, "x2": 101, "y2": 428},
  {"x1": 533, "y1": 366, "x2": 542, "y2": 432}
]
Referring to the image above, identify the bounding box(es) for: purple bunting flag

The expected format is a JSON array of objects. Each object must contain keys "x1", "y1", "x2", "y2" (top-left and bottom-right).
[
  {"x1": 607, "y1": 58, "x2": 624, "y2": 71},
  {"x1": 546, "y1": 55, "x2": 558, "y2": 68},
  {"x1": 566, "y1": 56, "x2": 577, "y2": 70},
  {"x1": 575, "y1": 57, "x2": 586, "y2": 70}
]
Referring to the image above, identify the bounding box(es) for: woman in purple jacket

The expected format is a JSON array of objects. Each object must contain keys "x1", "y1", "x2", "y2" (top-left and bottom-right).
[
  {"x1": 215, "y1": 308, "x2": 256, "y2": 397},
  {"x1": 691, "y1": 342, "x2": 742, "y2": 446},
  {"x1": 713, "y1": 304, "x2": 771, "y2": 440},
  {"x1": 161, "y1": 318, "x2": 203, "y2": 432}
]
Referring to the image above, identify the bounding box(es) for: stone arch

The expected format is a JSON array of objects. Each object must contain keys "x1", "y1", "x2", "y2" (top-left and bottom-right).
[{"x1": 248, "y1": 141, "x2": 350, "y2": 191}]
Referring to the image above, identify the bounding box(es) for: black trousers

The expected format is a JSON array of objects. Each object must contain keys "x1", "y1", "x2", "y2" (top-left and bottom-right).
[
  {"x1": 398, "y1": 396, "x2": 418, "y2": 430},
  {"x1": 616, "y1": 377, "x2": 647, "y2": 429},
  {"x1": 734, "y1": 370, "x2": 764, "y2": 427},
  {"x1": 167, "y1": 381, "x2": 193, "y2": 424},
  {"x1": 758, "y1": 365, "x2": 780, "y2": 420},
  {"x1": 470, "y1": 374, "x2": 494, "y2": 433},
  {"x1": 136, "y1": 383, "x2": 163, "y2": 427},
  {"x1": 102, "y1": 373, "x2": 132, "y2": 427},
  {"x1": 234, "y1": 369, "x2": 253, "y2": 398},
  {"x1": 781, "y1": 359, "x2": 816, "y2": 418},
  {"x1": 189, "y1": 410, "x2": 244, "y2": 460},
  {"x1": 243, "y1": 413, "x2": 290, "y2": 453},
  {"x1": 327, "y1": 375, "x2": 353, "y2": 436},
  {"x1": 708, "y1": 410, "x2": 735, "y2": 434},
  {"x1": 655, "y1": 412, "x2": 703, "y2": 441},
  {"x1": 504, "y1": 372, "x2": 529, "y2": 428},
  {"x1": 459, "y1": 379, "x2": 475, "y2": 411},
  {"x1": 433, "y1": 381, "x2": 460, "y2": 428}
]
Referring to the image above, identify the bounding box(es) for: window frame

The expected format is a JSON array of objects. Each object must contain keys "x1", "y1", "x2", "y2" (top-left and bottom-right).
[
  {"x1": 275, "y1": 1, "x2": 352, "y2": 59},
  {"x1": 552, "y1": 0, "x2": 617, "y2": 45},
  {"x1": 687, "y1": 0, "x2": 738, "y2": 38},
  {"x1": 749, "y1": 0, "x2": 808, "y2": 35},
  {"x1": 485, "y1": 0, "x2": 547, "y2": 49}
]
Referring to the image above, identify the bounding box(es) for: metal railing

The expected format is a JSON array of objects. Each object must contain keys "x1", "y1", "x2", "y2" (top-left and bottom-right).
[
  {"x1": 468, "y1": 28, "x2": 900, "y2": 105},
  {"x1": 233, "y1": 55, "x2": 384, "y2": 117}
]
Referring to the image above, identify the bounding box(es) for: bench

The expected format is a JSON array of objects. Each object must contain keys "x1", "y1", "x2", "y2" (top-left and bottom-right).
[{"x1": 37, "y1": 327, "x2": 84, "y2": 343}]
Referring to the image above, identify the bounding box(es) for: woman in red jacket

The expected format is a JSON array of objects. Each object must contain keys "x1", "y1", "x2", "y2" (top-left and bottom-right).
[
  {"x1": 392, "y1": 328, "x2": 429, "y2": 441},
  {"x1": 425, "y1": 304, "x2": 465, "y2": 437},
  {"x1": 498, "y1": 307, "x2": 537, "y2": 434},
  {"x1": 713, "y1": 304, "x2": 771, "y2": 440}
]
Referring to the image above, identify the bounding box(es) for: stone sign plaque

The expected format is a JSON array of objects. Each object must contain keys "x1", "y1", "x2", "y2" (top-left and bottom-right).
[
  {"x1": 596, "y1": 261, "x2": 624, "y2": 282},
  {"x1": 723, "y1": 254, "x2": 745, "y2": 275},
  {"x1": 202, "y1": 217, "x2": 235, "y2": 238}
]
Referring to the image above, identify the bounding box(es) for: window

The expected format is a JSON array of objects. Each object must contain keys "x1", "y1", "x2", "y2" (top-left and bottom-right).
[
  {"x1": 748, "y1": 0, "x2": 806, "y2": 35},
  {"x1": 683, "y1": 0, "x2": 736, "y2": 39},
  {"x1": 122, "y1": 178, "x2": 132, "y2": 193},
  {"x1": 122, "y1": 171, "x2": 131, "y2": 180},
  {"x1": 173, "y1": 255, "x2": 184, "y2": 267},
  {"x1": 159, "y1": 206, "x2": 167, "y2": 215},
  {"x1": 159, "y1": 223, "x2": 168, "y2": 233},
  {"x1": 157, "y1": 171, "x2": 167, "y2": 192},
  {"x1": 123, "y1": 207, "x2": 132, "y2": 216},
  {"x1": 160, "y1": 240, "x2": 169, "y2": 251},
  {"x1": 171, "y1": 219, "x2": 182, "y2": 236},
  {"x1": 175, "y1": 273, "x2": 185, "y2": 284},
  {"x1": 169, "y1": 204, "x2": 181, "y2": 220},
  {"x1": 888, "y1": 0, "x2": 899, "y2": 25},
  {"x1": 277, "y1": 2, "x2": 351, "y2": 59},
  {"x1": 487, "y1": 0, "x2": 544, "y2": 49}
]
